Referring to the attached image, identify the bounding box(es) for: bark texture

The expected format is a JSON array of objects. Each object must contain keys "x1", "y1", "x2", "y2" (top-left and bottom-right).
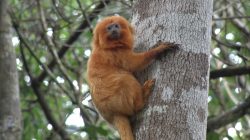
[
  {"x1": 0, "y1": 0, "x2": 22, "y2": 140},
  {"x1": 132, "y1": 0, "x2": 212, "y2": 140}
]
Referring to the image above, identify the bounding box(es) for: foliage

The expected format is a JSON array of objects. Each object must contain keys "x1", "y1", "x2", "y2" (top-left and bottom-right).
[{"x1": 7, "y1": 0, "x2": 250, "y2": 139}]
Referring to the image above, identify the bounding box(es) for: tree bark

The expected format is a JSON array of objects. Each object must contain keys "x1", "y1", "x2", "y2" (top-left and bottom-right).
[
  {"x1": 132, "y1": 1, "x2": 212, "y2": 140},
  {"x1": 0, "y1": 0, "x2": 22, "y2": 140}
]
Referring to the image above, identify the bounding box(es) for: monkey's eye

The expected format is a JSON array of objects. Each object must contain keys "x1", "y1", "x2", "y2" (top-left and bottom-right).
[
  {"x1": 106, "y1": 23, "x2": 120, "y2": 31},
  {"x1": 114, "y1": 24, "x2": 119, "y2": 28},
  {"x1": 107, "y1": 26, "x2": 112, "y2": 31}
]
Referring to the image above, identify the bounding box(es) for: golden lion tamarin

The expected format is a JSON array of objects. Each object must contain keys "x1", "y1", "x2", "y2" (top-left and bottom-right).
[{"x1": 87, "y1": 16, "x2": 178, "y2": 140}]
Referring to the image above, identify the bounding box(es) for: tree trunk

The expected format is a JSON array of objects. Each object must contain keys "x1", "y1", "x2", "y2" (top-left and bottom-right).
[
  {"x1": 0, "y1": 0, "x2": 22, "y2": 140},
  {"x1": 132, "y1": 1, "x2": 212, "y2": 140}
]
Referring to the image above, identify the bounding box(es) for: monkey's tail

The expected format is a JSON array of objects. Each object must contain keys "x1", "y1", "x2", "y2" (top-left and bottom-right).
[{"x1": 113, "y1": 115, "x2": 134, "y2": 140}]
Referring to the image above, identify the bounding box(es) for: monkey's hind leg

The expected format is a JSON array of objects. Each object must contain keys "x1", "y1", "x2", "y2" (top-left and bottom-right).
[
  {"x1": 134, "y1": 79, "x2": 155, "y2": 112},
  {"x1": 142, "y1": 79, "x2": 155, "y2": 100}
]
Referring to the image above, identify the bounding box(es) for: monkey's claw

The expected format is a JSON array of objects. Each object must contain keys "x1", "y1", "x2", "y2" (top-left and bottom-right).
[
  {"x1": 143, "y1": 79, "x2": 156, "y2": 89},
  {"x1": 154, "y1": 41, "x2": 180, "y2": 50},
  {"x1": 163, "y1": 42, "x2": 180, "y2": 50}
]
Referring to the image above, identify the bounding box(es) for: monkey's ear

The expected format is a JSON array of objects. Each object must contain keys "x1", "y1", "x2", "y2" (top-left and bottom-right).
[{"x1": 129, "y1": 25, "x2": 134, "y2": 34}]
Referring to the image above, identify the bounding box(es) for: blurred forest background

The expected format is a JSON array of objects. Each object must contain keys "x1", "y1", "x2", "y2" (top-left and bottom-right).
[{"x1": 2, "y1": 0, "x2": 250, "y2": 139}]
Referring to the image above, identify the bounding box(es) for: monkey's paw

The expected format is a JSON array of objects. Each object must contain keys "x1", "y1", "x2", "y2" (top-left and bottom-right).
[
  {"x1": 163, "y1": 42, "x2": 180, "y2": 50},
  {"x1": 156, "y1": 41, "x2": 180, "y2": 50}
]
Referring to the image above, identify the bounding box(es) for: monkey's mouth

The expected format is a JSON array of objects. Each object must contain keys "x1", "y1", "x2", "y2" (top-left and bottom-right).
[{"x1": 109, "y1": 31, "x2": 121, "y2": 40}]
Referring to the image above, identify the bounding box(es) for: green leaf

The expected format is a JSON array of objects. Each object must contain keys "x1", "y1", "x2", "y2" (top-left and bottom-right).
[{"x1": 207, "y1": 132, "x2": 220, "y2": 140}]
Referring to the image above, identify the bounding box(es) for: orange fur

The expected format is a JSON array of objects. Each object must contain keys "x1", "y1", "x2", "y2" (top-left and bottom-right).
[{"x1": 87, "y1": 16, "x2": 177, "y2": 140}]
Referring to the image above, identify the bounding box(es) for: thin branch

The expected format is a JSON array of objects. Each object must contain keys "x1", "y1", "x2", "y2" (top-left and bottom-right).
[
  {"x1": 31, "y1": 80, "x2": 71, "y2": 140},
  {"x1": 212, "y1": 36, "x2": 243, "y2": 51},
  {"x1": 51, "y1": 0, "x2": 73, "y2": 23},
  {"x1": 38, "y1": 0, "x2": 101, "y2": 124},
  {"x1": 210, "y1": 66, "x2": 250, "y2": 79},
  {"x1": 207, "y1": 96, "x2": 250, "y2": 132},
  {"x1": 223, "y1": 79, "x2": 239, "y2": 104},
  {"x1": 213, "y1": 16, "x2": 250, "y2": 20},
  {"x1": 37, "y1": 0, "x2": 77, "y2": 93},
  {"x1": 37, "y1": 0, "x2": 111, "y2": 84},
  {"x1": 13, "y1": 22, "x2": 74, "y2": 100},
  {"x1": 19, "y1": 43, "x2": 33, "y2": 80},
  {"x1": 76, "y1": 0, "x2": 93, "y2": 32},
  {"x1": 210, "y1": 82, "x2": 227, "y2": 111},
  {"x1": 13, "y1": 20, "x2": 77, "y2": 140},
  {"x1": 17, "y1": 32, "x2": 71, "y2": 140},
  {"x1": 231, "y1": 18, "x2": 250, "y2": 36},
  {"x1": 211, "y1": 53, "x2": 233, "y2": 66},
  {"x1": 213, "y1": 1, "x2": 241, "y2": 14},
  {"x1": 13, "y1": 19, "x2": 94, "y2": 124},
  {"x1": 227, "y1": 5, "x2": 250, "y2": 36}
]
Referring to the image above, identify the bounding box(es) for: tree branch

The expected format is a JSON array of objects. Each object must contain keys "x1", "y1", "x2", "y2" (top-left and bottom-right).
[
  {"x1": 213, "y1": 16, "x2": 250, "y2": 20},
  {"x1": 37, "y1": 0, "x2": 111, "y2": 84},
  {"x1": 31, "y1": 80, "x2": 71, "y2": 140},
  {"x1": 13, "y1": 21, "x2": 75, "y2": 99},
  {"x1": 227, "y1": 6, "x2": 250, "y2": 37},
  {"x1": 14, "y1": 23, "x2": 71, "y2": 140},
  {"x1": 212, "y1": 35, "x2": 243, "y2": 50},
  {"x1": 207, "y1": 96, "x2": 250, "y2": 132},
  {"x1": 11, "y1": 0, "x2": 110, "y2": 138},
  {"x1": 210, "y1": 66, "x2": 250, "y2": 79},
  {"x1": 37, "y1": 0, "x2": 77, "y2": 93}
]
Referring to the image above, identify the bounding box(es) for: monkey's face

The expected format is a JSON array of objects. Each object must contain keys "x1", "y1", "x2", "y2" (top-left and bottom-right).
[
  {"x1": 93, "y1": 16, "x2": 134, "y2": 49},
  {"x1": 106, "y1": 23, "x2": 121, "y2": 40}
]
